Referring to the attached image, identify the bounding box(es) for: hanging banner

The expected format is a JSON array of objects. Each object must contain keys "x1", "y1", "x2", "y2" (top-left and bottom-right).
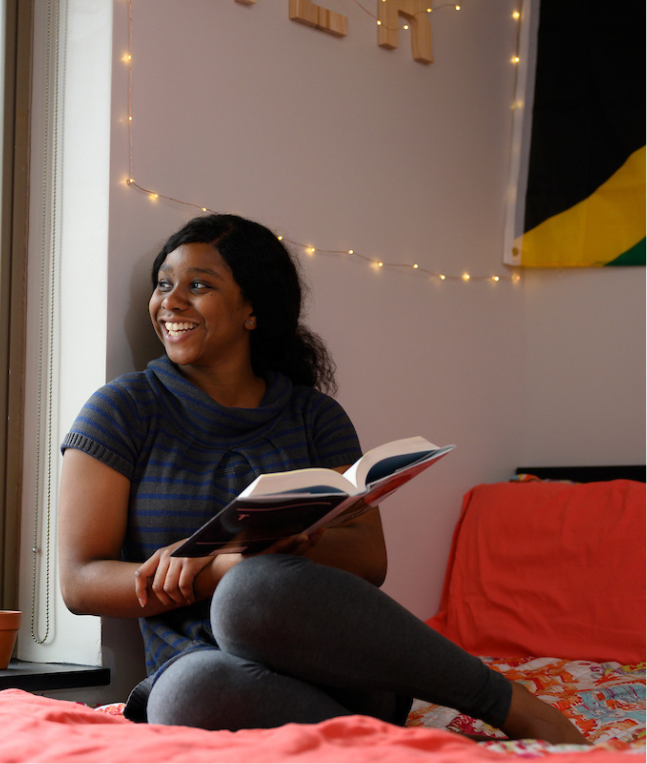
[{"x1": 504, "y1": 0, "x2": 646, "y2": 268}]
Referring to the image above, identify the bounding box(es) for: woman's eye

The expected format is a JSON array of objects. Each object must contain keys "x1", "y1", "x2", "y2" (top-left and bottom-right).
[
  {"x1": 191, "y1": 281, "x2": 210, "y2": 290},
  {"x1": 157, "y1": 280, "x2": 172, "y2": 291}
]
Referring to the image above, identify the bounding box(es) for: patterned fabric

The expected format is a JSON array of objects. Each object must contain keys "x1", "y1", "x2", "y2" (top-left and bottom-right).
[
  {"x1": 510, "y1": 473, "x2": 577, "y2": 484},
  {"x1": 407, "y1": 656, "x2": 646, "y2": 755}
]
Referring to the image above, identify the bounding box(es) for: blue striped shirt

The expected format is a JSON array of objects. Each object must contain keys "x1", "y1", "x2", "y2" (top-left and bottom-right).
[{"x1": 61, "y1": 355, "x2": 362, "y2": 677}]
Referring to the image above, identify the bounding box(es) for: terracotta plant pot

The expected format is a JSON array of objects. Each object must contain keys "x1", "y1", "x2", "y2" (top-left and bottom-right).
[{"x1": 0, "y1": 611, "x2": 21, "y2": 669}]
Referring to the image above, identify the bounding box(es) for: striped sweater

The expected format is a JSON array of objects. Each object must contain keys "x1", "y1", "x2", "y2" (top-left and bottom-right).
[{"x1": 61, "y1": 355, "x2": 362, "y2": 678}]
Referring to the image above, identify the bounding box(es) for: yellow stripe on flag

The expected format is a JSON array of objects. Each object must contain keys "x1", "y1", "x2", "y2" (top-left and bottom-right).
[{"x1": 514, "y1": 146, "x2": 646, "y2": 267}]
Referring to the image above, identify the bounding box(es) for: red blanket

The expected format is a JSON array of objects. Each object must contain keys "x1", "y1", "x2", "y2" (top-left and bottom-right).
[{"x1": 0, "y1": 688, "x2": 642, "y2": 763}]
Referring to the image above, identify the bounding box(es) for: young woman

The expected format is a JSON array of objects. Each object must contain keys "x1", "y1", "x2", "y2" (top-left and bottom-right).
[{"x1": 58, "y1": 214, "x2": 587, "y2": 743}]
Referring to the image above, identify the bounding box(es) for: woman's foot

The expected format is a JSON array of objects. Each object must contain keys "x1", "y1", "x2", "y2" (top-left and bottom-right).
[{"x1": 500, "y1": 682, "x2": 590, "y2": 746}]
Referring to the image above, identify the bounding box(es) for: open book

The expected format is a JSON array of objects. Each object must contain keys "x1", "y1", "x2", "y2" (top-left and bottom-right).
[{"x1": 172, "y1": 436, "x2": 455, "y2": 557}]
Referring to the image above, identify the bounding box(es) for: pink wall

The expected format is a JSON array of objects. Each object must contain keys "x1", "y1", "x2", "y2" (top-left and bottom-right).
[{"x1": 104, "y1": 0, "x2": 644, "y2": 623}]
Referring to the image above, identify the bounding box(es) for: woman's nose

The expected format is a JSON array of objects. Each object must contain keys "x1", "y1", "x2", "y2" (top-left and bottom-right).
[{"x1": 161, "y1": 286, "x2": 189, "y2": 310}]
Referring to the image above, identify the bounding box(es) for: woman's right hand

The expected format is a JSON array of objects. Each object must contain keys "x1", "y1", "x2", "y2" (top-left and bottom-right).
[{"x1": 134, "y1": 539, "x2": 217, "y2": 609}]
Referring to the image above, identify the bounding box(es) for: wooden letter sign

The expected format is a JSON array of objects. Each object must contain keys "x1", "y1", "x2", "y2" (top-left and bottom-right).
[
  {"x1": 235, "y1": 0, "x2": 433, "y2": 63},
  {"x1": 289, "y1": 0, "x2": 349, "y2": 37},
  {"x1": 378, "y1": 0, "x2": 432, "y2": 63}
]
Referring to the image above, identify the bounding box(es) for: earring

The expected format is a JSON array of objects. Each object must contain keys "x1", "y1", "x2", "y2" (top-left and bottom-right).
[{"x1": 247, "y1": 318, "x2": 256, "y2": 329}]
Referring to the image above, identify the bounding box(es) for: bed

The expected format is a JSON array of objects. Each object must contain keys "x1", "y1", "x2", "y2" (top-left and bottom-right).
[
  {"x1": 419, "y1": 466, "x2": 645, "y2": 760},
  {"x1": 1, "y1": 467, "x2": 644, "y2": 763}
]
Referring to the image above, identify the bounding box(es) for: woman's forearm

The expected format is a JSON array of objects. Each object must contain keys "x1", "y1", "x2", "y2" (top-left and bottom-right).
[
  {"x1": 62, "y1": 554, "x2": 242, "y2": 619},
  {"x1": 62, "y1": 558, "x2": 163, "y2": 618}
]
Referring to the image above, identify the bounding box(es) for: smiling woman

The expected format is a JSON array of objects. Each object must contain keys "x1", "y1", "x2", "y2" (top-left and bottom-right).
[{"x1": 58, "y1": 211, "x2": 390, "y2": 716}]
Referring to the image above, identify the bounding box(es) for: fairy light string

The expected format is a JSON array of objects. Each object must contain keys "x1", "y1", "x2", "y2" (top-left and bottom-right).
[
  {"x1": 125, "y1": 0, "x2": 523, "y2": 285},
  {"x1": 350, "y1": 0, "x2": 463, "y2": 28}
]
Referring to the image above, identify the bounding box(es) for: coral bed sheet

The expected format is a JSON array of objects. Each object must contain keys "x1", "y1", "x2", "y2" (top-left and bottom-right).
[{"x1": 1, "y1": 654, "x2": 644, "y2": 763}]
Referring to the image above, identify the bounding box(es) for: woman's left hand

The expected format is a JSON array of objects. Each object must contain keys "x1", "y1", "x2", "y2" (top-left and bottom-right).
[
  {"x1": 256, "y1": 528, "x2": 325, "y2": 557},
  {"x1": 135, "y1": 540, "x2": 214, "y2": 609}
]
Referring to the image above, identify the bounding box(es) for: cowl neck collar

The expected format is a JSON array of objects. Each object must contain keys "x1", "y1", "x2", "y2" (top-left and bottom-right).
[{"x1": 146, "y1": 355, "x2": 292, "y2": 443}]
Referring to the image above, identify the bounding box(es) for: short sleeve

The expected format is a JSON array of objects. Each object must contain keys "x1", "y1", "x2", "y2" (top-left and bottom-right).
[{"x1": 61, "y1": 380, "x2": 146, "y2": 479}]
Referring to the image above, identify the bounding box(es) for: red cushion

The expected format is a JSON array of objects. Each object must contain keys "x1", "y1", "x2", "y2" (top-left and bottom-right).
[{"x1": 427, "y1": 480, "x2": 646, "y2": 664}]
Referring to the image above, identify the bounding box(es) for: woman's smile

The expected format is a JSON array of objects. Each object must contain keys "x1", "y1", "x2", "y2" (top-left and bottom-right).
[{"x1": 163, "y1": 320, "x2": 199, "y2": 338}]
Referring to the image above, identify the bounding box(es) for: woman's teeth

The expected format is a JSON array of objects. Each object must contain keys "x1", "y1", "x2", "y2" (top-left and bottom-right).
[{"x1": 165, "y1": 322, "x2": 196, "y2": 337}]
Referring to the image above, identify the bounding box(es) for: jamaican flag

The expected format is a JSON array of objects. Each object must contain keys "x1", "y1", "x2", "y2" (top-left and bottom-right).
[{"x1": 505, "y1": 0, "x2": 645, "y2": 267}]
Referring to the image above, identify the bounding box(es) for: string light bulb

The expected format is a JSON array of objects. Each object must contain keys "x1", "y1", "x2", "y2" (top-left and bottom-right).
[
  {"x1": 462, "y1": 273, "x2": 470, "y2": 281},
  {"x1": 512, "y1": 55, "x2": 520, "y2": 63},
  {"x1": 512, "y1": 10, "x2": 520, "y2": 19}
]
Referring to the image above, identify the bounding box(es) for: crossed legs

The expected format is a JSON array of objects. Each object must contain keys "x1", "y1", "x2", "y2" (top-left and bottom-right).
[{"x1": 148, "y1": 555, "x2": 587, "y2": 744}]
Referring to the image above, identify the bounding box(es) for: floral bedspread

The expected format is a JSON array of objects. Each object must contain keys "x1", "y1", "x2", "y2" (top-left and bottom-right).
[{"x1": 407, "y1": 656, "x2": 646, "y2": 756}]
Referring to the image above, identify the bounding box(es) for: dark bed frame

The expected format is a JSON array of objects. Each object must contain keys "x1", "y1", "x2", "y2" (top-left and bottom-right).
[{"x1": 515, "y1": 465, "x2": 646, "y2": 483}]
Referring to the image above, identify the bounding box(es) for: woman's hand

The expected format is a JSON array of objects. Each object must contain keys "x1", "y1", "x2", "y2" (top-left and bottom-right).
[
  {"x1": 135, "y1": 539, "x2": 215, "y2": 609},
  {"x1": 135, "y1": 529, "x2": 326, "y2": 609},
  {"x1": 257, "y1": 528, "x2": 325, "y2": 557}
]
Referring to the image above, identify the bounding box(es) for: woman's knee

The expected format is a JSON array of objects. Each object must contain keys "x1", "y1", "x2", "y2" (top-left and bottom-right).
[
  {"x1": 147, "y1": 646, "x2": 348, "y2": 730},
  {"x1": 215, "y1": 554, "x2": 313, "y2": 604},
  {"x1": 211, "y1": 554, "x2": 314, "y2": 641},
  {"x1": 148, "y1": 649, "x2": 256, "y2": 729}
]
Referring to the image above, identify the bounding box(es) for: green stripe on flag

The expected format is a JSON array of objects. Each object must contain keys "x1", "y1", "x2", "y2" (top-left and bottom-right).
[{"x1": 605, "y1": 238, "x2": 646, "y2": 266}]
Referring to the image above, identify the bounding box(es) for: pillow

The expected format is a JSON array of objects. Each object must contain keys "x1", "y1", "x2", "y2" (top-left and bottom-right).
[{"x1": 427, "y1": 479, "x2": 646, "y2": 664}]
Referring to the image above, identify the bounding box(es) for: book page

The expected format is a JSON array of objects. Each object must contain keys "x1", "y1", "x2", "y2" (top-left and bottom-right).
[
  {"x1": 240, "y1": 467, "x2": 356, "y2": 498},
  {"x1": 343, "y1": 436, "x2": 438, "y2": 488}
]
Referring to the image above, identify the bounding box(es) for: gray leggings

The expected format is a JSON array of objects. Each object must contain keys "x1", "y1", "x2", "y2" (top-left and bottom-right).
[{"x1": 147, "y1": 555, "x2": 512, "y2": 731}]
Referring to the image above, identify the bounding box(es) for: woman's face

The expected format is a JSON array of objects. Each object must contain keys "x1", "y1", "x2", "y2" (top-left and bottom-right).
[{"x1": 149, "y1": 242, "x2": 255, "y2": 374}]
